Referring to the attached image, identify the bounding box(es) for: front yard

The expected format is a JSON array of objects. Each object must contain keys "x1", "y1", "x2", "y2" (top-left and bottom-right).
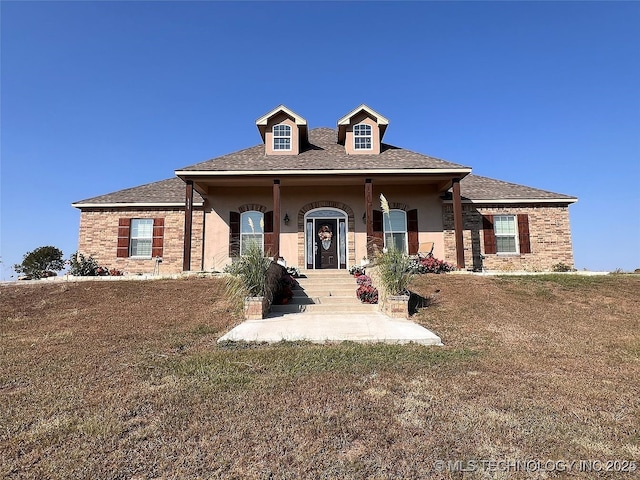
[{"x1": 1, "y1": 274, "x2": 638, "y2": 479}]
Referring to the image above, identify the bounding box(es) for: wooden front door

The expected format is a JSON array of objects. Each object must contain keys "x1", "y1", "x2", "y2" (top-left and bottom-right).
[{"x1": 315, "y1": 219, "x2": 338, "y2": 269}]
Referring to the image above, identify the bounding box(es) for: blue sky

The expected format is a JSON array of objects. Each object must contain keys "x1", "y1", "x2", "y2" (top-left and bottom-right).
[{"x1": 1, "y1": 1, "x2": 639, "y2": 278}]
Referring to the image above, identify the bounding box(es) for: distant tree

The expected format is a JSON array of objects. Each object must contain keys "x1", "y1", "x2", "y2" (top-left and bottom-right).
[{"x1": 13, "y1": 246, "x2": 65, "y2": 279}]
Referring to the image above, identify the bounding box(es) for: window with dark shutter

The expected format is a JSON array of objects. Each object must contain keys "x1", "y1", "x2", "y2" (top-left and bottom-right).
[
  {"x1": 482, "y1": 215, "x2": 497, "y2": 255},
  {"x1": 264, "y1": 211, "x2": 274, "y2": 256},
  {"x1": 152, "y1": 218, "x2": 164, "y2": 258},
  {"x1": 407, "y1": 209, "x2": 419, "y2": 255},
  {"x1": 117, "y1": 218, "x2": 131, "y2": 258},
  {"x1": 372, "y1": 209, "x2": 384, "y2": 250},
  {"x1": 229, "y1": 211, "x2": 240, "y2": 257},
  {"x1": 517, "y1": 214, "x2": 531, "y2": 254}
]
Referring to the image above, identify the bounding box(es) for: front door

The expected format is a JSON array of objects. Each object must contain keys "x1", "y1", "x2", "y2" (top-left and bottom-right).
[{"x1": 316, "y1": 219, "x2": 338, "y2": 269}]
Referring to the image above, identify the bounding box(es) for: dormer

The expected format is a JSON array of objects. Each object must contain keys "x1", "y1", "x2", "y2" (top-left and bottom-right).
[
  {"x1": 256, "y1": 105, "x2": 308, "y2": 155},
  {"x1": 337, "y1": 104, "x2": 389, "y2": 155}
]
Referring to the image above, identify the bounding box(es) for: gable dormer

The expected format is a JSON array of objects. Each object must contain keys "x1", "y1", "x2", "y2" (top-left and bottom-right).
[
  {"x1": 256, "y1": 105, "x2": 308, "y2": 155},
  {"x1": 337, "y1": 104, "x2": 389, "y2": 155}
]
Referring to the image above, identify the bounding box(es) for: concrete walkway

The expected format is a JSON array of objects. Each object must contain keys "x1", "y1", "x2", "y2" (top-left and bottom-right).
[{"x1": 217, "y1": 312, "x2": 443, "y2": 345}]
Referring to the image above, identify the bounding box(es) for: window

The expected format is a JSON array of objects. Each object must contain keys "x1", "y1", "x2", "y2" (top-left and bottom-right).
[
  {"x1": 130, "y1": 218, "x2": 153, "y2": 257},
  {"x1": 384, "y1": 209, "x2": 408, "y2": 253},
  {"x1": 273, "y1": 124, "x2": 291, "y2": 150},
  {"x1": 240, "y1": 211, "x2": 264, "y2": 254},
  {"x1": 494, "y1": 215, "x2": 519, "y2": 253},
  {"x1": 353, "y1": 123, "x2": 372, "y2": 150}
]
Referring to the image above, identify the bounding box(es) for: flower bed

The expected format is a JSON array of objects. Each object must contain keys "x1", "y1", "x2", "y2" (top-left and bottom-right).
[{"x1": 408, "y1": 256, "x2": 454, "y2": 274}]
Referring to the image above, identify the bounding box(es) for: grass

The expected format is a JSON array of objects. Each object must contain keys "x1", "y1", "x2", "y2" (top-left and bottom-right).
[{"x1": 1, "y1": 274, "x2": 639, "y2": 479}]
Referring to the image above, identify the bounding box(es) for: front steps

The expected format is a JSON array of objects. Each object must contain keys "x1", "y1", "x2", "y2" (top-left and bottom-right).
[{"x1": 269, "y1": 269, "x2": 377, "y2": 315}]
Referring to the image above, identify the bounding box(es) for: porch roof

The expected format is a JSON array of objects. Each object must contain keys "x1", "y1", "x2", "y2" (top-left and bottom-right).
[{"x1": 72, "y1": 174, "x2": 576, "y2": 208}]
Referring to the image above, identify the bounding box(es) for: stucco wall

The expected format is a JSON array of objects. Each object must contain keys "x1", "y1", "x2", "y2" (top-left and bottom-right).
[
  {"x1": 264, "y1": 112, "x2": 300, "y2": 155},
  {"x1": 77, "y1": 208, "x2": 204, "y2": 274},
  {"x1": 344, "y1": 112, "x2": 381, "y2": 155},
  {"x1": 203, "y1": 183, "x2": 445, "y2": 271},
  {"x1": 442, "y1": 203, "x2": 574, "y2": 271}
]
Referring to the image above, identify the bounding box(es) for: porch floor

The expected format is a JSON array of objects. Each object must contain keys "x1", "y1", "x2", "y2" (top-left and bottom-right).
[{"x1": 217, "y1": 312, "x2": 443, "y2": 345}]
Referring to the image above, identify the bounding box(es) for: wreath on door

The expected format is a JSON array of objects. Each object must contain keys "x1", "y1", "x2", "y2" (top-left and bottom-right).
[{"x1": 318, "y1": 224, "x2": 333, "y2": 250}]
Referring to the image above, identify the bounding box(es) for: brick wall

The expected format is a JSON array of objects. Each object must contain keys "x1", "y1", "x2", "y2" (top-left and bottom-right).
[
  {"x1": 443, "y1": 203, "x2": 574, "y2": 271},
  {"x1": 77, "y1": 208, "x2": 204, "y2": 274}
]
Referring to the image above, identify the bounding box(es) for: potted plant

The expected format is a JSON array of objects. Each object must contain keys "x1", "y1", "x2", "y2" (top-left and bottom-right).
[
  {"x1": 225, "y1": 241, "x2": 272, "y2": 319},
  {"x1": 375, "y1": 194, "x2": 414, "y2": 318}
]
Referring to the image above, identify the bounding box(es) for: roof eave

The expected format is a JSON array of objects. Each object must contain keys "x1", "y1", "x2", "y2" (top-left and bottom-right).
[
  {"x1": 442, "y1": 197, "x2": 578, "y2": 204},
  {"x1": 176, "y1": 167, "x2": 472, "y2": 177},
  {"x1": 72, "y1": 201, "x2": 204, "y2": 209}
]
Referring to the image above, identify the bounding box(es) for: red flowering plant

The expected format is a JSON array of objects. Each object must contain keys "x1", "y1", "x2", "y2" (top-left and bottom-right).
[
  {"x1": 356, "y1": 274, "x2": 372, "y2": 286},
  {"x1": 408, "y1": 256, "x2": 455, "y2": 274},
  {"x1": 356, "y1": 285, "x2": 378, "y2": 304}
]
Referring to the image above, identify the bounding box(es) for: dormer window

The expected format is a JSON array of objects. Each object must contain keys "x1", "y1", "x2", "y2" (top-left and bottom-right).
[
  {"x1": 353, "y1": 123, "x2": 372, "y2": 150},
  {"x1": 273, "y1": 124, "x2": 291, "y2": 151}
]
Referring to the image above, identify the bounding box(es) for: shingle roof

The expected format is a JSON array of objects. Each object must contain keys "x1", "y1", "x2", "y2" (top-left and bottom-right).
[
  {"x1": 73, "y1": 173, "x2": 576, "y2": 208},
  {"x1": 445, "y1": 174, "x2": 577, "y2": 203},
  {"x1": 72, "y1": 177, "x2": 204, "y2": 206},
  {"x1": 177, "y1": 127, "x2": 470, "y2": 172}
]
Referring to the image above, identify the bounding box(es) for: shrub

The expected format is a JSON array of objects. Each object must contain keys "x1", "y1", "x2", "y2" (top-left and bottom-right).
[
  {"x1": 273, "y1": 273, "x2": 297, "y2": 305},
  {"x1": 356, "y1": 285, "x2": 378, "y2": 304},
  {"x1": 552, "y1": 262, "x2": 575, "y2": 272},
  {"x1": 356, "y1": 274, "x2": 372, "y2": 286},
  {"x1": 68, "y1": 252, "x2": 103, "y2": 276},
  {"x1": 408, "y1": 256, "x2": 455, "y2": 274},
  {"x1": 13, "y1": 246, "x2": 65, "y2": 279}
]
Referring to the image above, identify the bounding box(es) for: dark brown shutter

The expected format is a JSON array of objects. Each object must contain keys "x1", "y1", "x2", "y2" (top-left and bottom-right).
[
  {"x1": 482, "y1": 215, "x2": 497, "y2": 255},
  {"x1": 517, "y1": 214, "x2": 531, "y2": 254},
  {"x1": 372, "y1": 209, "x2": 384, "y2": 250},
  {"x1": 407, "y1": 209, "x2": 419, "y2": 255},
  {"x1": 263, "y1": 211, "x2": 274, "y2": 256},
  {"x1": 229, "y1": 211, "x2": 240, "y2": 257},
  {"x1": 152, "y1": 218, "x2": 164, "y2": 258},
  {"x1": 117, "y1": 218, "x2": 131, "y2": 258}
]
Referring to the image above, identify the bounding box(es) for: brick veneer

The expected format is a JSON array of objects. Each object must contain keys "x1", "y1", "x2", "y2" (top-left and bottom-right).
[
  {"x1": 77, "y1": 208, "x2": 204, "y2": 274},
  {"x1": 442, "y1": 203, "x2": 574, "y2": 271}
]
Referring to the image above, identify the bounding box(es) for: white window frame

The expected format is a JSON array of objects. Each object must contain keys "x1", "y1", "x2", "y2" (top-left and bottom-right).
[
  {"x1": 272, "y1": 124, "x2": 291, "y2": 151},
  {"x1": 130, "y1": 218, "x2": 153, "y2": 258},
  {"x1": 240, "y1": 211, "x2": 264, "y2": 255},
  {"x1": 494, "y1": 215, "x2": 520, "y2": 254},
  {"x1": 353, "y1": 123, "x2": 372, "y2": 150},
  {"x1": 383, "y1": 209, "x2": 408, "y2": 253}
]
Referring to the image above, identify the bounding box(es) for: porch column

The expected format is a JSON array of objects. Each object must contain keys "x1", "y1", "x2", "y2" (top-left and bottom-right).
[
  {"x1": 182, "y1": 179, "x2": 194, "y2": 271},
  {"x1": 452, "y1": 178, "x2": 465, "y2": 269},
  {"x1": 365, "y1": 178, "x2": 373, "y2": 257},
  {"x1": 273, "y1": 179, "x2": 281, "y2": 258}
]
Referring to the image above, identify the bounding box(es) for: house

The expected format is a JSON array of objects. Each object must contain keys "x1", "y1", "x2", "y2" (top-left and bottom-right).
[{"x1": 72, "y1": 105, "x2": 577, "y2": 274}]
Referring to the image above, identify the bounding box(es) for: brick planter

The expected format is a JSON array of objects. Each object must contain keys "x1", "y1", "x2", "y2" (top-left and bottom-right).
[
  {"x1": 243, "y1": 296, "x2": 269, "y2": 320},
  {"x1": 384, "y1": 294, "x2": 409, "y2": 319}
]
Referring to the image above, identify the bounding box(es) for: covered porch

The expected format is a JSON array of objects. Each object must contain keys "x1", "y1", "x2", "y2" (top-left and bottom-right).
[{"x1": 178, "y1": 173, "x2": 468, "y2": 272}]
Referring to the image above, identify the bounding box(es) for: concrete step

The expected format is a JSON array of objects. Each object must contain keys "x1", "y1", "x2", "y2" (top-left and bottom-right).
[
  {"x1": 296, "y1": 276, "x2": 356, "y2": 285},
  {"x1": 282, "y1": 271, "x2": 374, "y2": 316},
  {"x1": 270, "y1": 303, "x2": 378, "y2": 314},
  {"x1": 291, "y1": 295, "x2": 359, "y2": 305}
]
